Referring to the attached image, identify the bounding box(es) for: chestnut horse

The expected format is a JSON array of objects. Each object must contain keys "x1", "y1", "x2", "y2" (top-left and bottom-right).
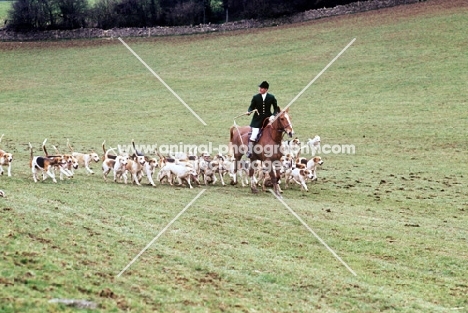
[{"x1": 229, "y1": 107, "x2": 294, "y2": 196}]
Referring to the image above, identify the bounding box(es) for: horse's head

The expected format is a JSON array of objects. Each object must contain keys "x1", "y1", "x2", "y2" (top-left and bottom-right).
[{"x1": 272, "y1": 107, "x2": 294, "y2": 138}]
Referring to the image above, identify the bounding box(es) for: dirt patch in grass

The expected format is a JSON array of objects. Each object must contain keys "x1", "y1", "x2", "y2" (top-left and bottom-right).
[{"x1": 0, "y1": 38, "x2": 120, "y2": 51}]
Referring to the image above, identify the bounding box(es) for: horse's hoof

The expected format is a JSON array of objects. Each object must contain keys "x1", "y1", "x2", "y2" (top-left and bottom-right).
[
  {"x1": 251, "y1": 188, "x2": 259, "y2": 194},
  {"x1": 230, "y1": 181, "x2": 238, "y2": 185}
]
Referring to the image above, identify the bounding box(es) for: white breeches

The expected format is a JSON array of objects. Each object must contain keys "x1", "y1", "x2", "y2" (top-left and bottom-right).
[{"x1": 250, "y1": 128, "x2": 259, "y2": 141}]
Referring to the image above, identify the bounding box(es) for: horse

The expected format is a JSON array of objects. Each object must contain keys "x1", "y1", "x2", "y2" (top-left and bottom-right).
[{"x1": 229, "y1": 107, "x2": 294, "y2": 196}]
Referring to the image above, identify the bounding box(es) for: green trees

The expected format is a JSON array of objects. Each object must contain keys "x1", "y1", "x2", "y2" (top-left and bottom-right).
[
  {"x1": 57, "y1": 0, "x2": 89, "y2": 29},
  {"x1": 8, "y1": 0, "x2": 88, "y2": 30},
  {"x1": 7, "y1": 0, "x2": 355, "y2": 31}
]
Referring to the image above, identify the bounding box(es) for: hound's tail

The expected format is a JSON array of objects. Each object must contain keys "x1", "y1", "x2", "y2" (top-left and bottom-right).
[
  {"x1": 155, "y1": 148, "x2": 163, "y2": 159},
  {"x1": 102, "y1": 141, "x2": 107, "y2": 160},
  {"x1": 52, "y1": 145, "x2": 60, "y2": 154},
  {"x1": 117, "y1": 144, "x2": 126, "y2": 156},
  {"x1": 102, "y1": 140, "x2": 117, "y2": 160},
  {"x1": 42, "y1": 139, "x2": 49, "y2": 157},
  {"x1": 67, "y1": 138, "x2": 74, "y2": 152},
  {"x1": 29, "y1": 142, "x2": 34, "y2": 168},
  {"x1": 132, "y1": 139, "x2": 144, "y2": 156}
]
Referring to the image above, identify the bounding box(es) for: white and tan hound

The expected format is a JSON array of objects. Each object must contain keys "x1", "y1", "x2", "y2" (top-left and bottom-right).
[
  {"x1": 67, "y1": 139, "x2": 100, "y2": 174},
  {"x1": 285, "y1": 168, "x2": 314, "y2": 191},
  {"x1": 51, "y1": 144, "x2": 79, "y2": 180},
  {"x1": 158, "y1": 163, "x2": 199, "y2": 188},
  {"x1": 0, "y1": 134, "x2": 13, "y2": 177},
  {"x1": 42, "y1": 139, "x2": 75, "y2": 180},
  {"x1": 295, "y1": 156, "x2": 324, "y2": 181}
]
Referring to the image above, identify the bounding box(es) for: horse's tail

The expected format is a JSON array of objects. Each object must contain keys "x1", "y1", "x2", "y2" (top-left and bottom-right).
[
  {"x1": 228, "y1": 126, "x2": 239, "y2": 184},
  {"x1": 228, "y1": 125, "x2": 235, "y2": 156}
]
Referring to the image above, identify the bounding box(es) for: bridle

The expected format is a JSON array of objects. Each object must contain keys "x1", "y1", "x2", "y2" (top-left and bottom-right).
[{"x1": 271, "y1": 111, "x2": 293, "y2": 135}]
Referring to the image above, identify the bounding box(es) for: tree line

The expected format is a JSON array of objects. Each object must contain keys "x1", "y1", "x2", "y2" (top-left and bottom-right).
[{"x1": 6, "y1": 0, "x2": 359, "y2": 31}]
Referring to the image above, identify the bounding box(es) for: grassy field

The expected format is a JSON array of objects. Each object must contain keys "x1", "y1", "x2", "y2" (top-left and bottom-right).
[
  {"x1": 0, "y1": 0, "x2": 12, "y2": 25},
  {"x1": 1, "y1": 0, "x2": 467, "y2": 312}
]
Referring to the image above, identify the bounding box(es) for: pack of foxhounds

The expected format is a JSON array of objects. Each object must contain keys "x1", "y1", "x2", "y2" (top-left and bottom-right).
[{"x1": 0, "y1": 134, "x2": 324, "y2": 197}]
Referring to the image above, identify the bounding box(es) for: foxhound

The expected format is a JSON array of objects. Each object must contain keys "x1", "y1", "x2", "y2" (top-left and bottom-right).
[
  {"x1": 42, "y1": 139, "x2": 75, "y2": 180},
  {"x1": 0, "y1": 134, "x2": 13, "y2": 177},
  {"x1": 295, "y1": 156, "x2": 324, "y2": 181},
  {"x1": 285, "y1": 168, "x2": 314, "y2": 191},
  {"x1": 51, "y1": 144, "x2": 79, "y2": 180},
  {"x1": 29, "y1": 142, "x2": 67, "y2": 183},
  {"x1": 158, "y1": 163, "x2": 199, "y2": 189},
  {"x1": 102, "y1": 154, "x2": 129, "y2": 182},
  {"x1": 122, "y1": 152, "x2": 146, "y2": 185},
  {"x1": 306, "y1": 135, "x2": 321, "y2": 156},
  {"x1": 141, "y1": 157, "x2": 158, "y2": 186},
  {"x1": 67, "y1": 139, "x2": 100, "y2": 174},
  {"x1": 254, "y1": 161, "x2": 283, "y2": 193},
  {"x1": 127, "y1": 140, "x2": 157, "y2": 186},
  {"x1": 228, "y1": 159, "x2": 251, "y2": 187},
  {"x1": 281, "y1": 137, "x2": 302, "y2": 160},
  {"x1": 198, "y1": 154, "x2": 217, "y2": 185}
]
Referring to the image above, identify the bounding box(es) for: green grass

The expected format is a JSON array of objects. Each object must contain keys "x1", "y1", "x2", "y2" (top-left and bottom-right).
[
  {"x1": 1, "y1": 1, "x2": 468, "y2": 312},
  {"x1": 0, "y1": 0, "x2": 12, "y2": 25}
]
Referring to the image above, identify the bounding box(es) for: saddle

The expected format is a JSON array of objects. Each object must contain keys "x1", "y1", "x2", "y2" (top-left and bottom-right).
[
  {"x1": 248, "y1": 128, "x2": 263, "y2": 142},
  {"x1": 248, "y1": 118, "x2": 270, "y2": 142}
]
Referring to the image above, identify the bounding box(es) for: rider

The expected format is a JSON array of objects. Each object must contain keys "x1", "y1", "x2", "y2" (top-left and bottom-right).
[{"x1": 246, "y1": 81, "x2": 279, "y2": 158}]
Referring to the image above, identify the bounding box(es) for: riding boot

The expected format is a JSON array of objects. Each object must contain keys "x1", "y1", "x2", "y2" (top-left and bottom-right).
[{"x1": 246, "y1": 140, "x2": 254, "y2": 158}]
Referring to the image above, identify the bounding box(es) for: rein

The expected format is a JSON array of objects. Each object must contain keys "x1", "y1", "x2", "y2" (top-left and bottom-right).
[
  {"x1": 233, "y1": 109, "x2": 258, "y2": 147},
  {"x1": 263, "y1": 119, "x2": 287, "y2": 144}
]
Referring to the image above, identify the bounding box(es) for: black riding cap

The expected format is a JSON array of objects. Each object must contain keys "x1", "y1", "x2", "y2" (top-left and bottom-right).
[{"x1": 258, "y1": 81, "x2": 269, "y2": 89}]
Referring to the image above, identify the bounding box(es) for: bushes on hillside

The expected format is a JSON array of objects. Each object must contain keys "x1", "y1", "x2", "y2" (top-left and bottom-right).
[
  {"x1": 6, "y1": 0, "x2": 361, "y2": 32},
  {"x1": 7, "y1": 0, "x2": 88, "y2": 31}
]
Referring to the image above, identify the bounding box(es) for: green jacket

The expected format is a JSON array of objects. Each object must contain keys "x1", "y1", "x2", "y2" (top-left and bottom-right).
[{"x1": 248, "y1": 93, "x2": 279, "y2": 128}]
